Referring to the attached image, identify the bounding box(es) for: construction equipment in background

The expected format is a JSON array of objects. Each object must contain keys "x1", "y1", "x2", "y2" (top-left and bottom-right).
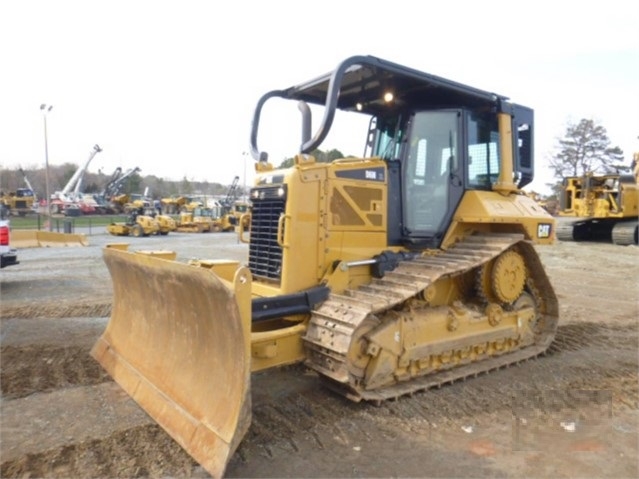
[
  {"x1": 153, "y1": 210, "x2": 177, "y2": 235},
  {"x1": 122, "y1": 193, "x2": 149, "y2": 214},
  {"x1": 49, "y1": 144, "x2": 102, "y2": 215},
  {"x1": 212, "y1": 200, "x2": 250, "y2": 232},
  {"x1": 19, "y1": 169, "x2": 37, "y2": 200},
  {"x1": 1, "y1": 189, "x2": 36, "y2": 217},
  {"x1": 160, "y1": 195, "x2": 188, "y2": 215},
  {"x1": 110, "y1": 193, "x2": 149, "y2": 215},
  {"x1": 556, "y1": 152, "x2": 639, "y2": 245},
  {"x1": 94, "y1": 166, "x2": 141, "y2": 213},
  {"x1": 108, "y1": 197, "x2": 176, "y2": 237},
  {"x1": 137, "y1": 188, "x2": 177, "y2": 235},
  {"x1": 223, "y1": 176, "x2": 241, "y2": 207},
  {"x1": 92, "y1": 55, "x2": 559, "y2": 477},
  {"x1": 109, "y1": 194, "x2": 130, "y2": 214},
  {"x1": 176, "y1": 206, "x2": 216, "y2": 233},
  {"x1": 180, "y1": 198, "x2": 205, "y2": 213},
  {"x1": 0, "y1": 168, "x2": 38, "y2": 217},
  {"x1": 214, "y1": 176, "x2": 251, "y2": 232},
  {"x1": 524, "y1": 190, "x2": 558, "y2": 216},
  {"x1": 162, "y1": 195, "x2": 220, "y2": 216},
  {"x1": 106, "y1": 207, "x2": 161, "y2": 237},
  {"x1": 110, "y1": 192, "x2": 153, "y2": 215}
]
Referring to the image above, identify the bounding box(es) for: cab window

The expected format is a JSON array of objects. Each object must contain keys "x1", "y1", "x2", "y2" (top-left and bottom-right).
[
  {"x1": 403, "y1": 111, "x2": 458, "y2": 233},
  {"x1": 467, "y1": 114, "x2": 500, "y2": 189}
]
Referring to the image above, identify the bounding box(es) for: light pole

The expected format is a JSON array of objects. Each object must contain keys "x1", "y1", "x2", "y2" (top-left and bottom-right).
[{"x1": 40, "y1": 104, "x2": 53, "y2": 230}]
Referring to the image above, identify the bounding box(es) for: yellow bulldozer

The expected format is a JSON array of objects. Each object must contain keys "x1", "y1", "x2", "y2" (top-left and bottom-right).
[
  {"x1": 176, "y1": 206, "x2": 216, "y2": 233},
  {"x1": 92, "y1": 55, "x2": 558, "y2": 477},
  {"x1": 556, "y1": 152, "x2": 639, "y2": 245}
]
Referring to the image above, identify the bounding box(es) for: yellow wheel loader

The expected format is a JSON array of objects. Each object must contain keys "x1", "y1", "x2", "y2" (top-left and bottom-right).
[{"x1": 92, "y1": 55, "x2": 558, "y2": 477}]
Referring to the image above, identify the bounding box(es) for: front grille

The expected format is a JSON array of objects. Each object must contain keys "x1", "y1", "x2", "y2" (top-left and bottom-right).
[{"x1": 248, "y1": 187, "x2": 286, "y2": 281}]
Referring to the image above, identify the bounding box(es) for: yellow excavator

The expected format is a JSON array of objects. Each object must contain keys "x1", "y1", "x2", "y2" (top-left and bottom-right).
[
  {"x1": 556, "y1": 152, "x2": 639, "y2": 245},
  {"x1": 92, "y1": 55, "x2": 558, "y2": 477}
]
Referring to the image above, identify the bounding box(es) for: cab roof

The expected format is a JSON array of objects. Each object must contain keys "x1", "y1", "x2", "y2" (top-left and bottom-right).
[{"x1": 282, "y1": 55, "x2": 508, "y2": 115}]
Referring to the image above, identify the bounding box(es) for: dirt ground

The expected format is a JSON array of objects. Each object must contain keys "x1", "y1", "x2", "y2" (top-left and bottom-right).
[{"x1": 1, "y1": 230, "x2": 637, "y2": 478}]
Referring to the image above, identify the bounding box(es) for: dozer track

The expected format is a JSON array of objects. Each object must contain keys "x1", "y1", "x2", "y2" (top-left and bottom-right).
[
  {"x1": 304, "y1": 233, "x2": 558, "y2": 403},
  {"x1": 556, "y1": 216, "x2": 639, "y2": 245},
  {"x1": 555, "y1": 217, "x2": 581, "y2": 242},
  {"x1": 611, "y1": 221, "x2": 639, "y2": 246}
]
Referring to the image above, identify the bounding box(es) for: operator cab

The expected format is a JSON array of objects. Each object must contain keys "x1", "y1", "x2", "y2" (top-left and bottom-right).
[
  {"x1": 250, "y1": 55, "x2": 534, "y2": 249},
  {"x1": 370, "y1": 106, "x2": 532, "y2": 248},
  {"x1": 16, "y1": 188, "x2": 35, "y2": 198}
]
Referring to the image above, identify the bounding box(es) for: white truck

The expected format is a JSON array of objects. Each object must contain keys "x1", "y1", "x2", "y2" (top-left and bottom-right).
[{"x1": 0, "y1": 206, "x2": 18, "y2": 268}]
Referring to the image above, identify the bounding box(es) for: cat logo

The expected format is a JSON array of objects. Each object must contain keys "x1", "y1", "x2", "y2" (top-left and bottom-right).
[{"x1": 537, "y1": 223, "x2": 552, "y2": 238}]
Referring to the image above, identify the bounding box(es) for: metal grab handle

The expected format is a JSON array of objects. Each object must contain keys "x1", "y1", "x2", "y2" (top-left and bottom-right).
[
  {"x1": 238, "y1": 213, "x2": 251, "y2": 244},
  {"x1": 276, "y1": 214, "x2": 290, "y2": 248}
]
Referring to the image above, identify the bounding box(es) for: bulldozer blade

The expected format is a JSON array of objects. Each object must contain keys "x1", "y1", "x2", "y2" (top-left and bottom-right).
[
  {"x1": 91, "y1": 247, "x2": 252, "y2": 478},
  {"x1": 11, "y1": 229, "x2": 88, "y2": 248}
]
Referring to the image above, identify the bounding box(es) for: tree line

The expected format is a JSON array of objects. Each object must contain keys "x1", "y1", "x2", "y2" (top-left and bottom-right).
[{"x1": 0, "y1": 165, "x2": 236, "y2": 201}]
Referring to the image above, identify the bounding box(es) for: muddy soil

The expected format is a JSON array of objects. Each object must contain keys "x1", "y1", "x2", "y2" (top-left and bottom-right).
[{"x1": 1, "y1": 232, "x2": 637, "y2": 478}]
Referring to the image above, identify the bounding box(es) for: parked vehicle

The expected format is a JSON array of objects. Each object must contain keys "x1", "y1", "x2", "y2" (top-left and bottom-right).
[{"x1": 0, "y1": 207, "x2": 18, "y2": 268}]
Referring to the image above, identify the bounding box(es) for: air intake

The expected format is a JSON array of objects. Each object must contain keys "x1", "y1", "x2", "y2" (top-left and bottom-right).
[{"x1": 248, "y1": 186, "x2": 287, "y2": 281}]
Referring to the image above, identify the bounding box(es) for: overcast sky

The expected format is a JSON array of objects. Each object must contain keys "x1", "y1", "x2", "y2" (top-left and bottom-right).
[{"x1": 1, "y1": 0, "x2": 637, "y2": 195}]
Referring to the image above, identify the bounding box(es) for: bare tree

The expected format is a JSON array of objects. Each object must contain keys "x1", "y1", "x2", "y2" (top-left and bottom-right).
[{"x1": 549, "y1": 118, "x2": 624, "y2": 178}]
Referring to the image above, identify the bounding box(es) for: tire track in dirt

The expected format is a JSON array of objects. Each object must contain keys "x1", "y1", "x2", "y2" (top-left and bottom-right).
[
  {"x1": 240, "y1": 365, "x2": 364, "y2": 460},
  {"x1": 1, "y1": 316, "x2": 112, "y2": 399},
  {"x1": 0, "y1": 424, "x2": 203, "y2": 479},
  {"x1": 229, "y1": 319, "x2": 638, "y2": 471},
  {"x1": 3, "y1": 318, "x2": 626, "y2": 478},
  {"x1": 1, "y1": 300, "x2": 111, "y2": 320},
  {"x1": 1, "y1": 344, "x2": 110, "y2": 399},
  {"x1": 229, "y1": 292, "x2": 639, "y2": 469}
]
